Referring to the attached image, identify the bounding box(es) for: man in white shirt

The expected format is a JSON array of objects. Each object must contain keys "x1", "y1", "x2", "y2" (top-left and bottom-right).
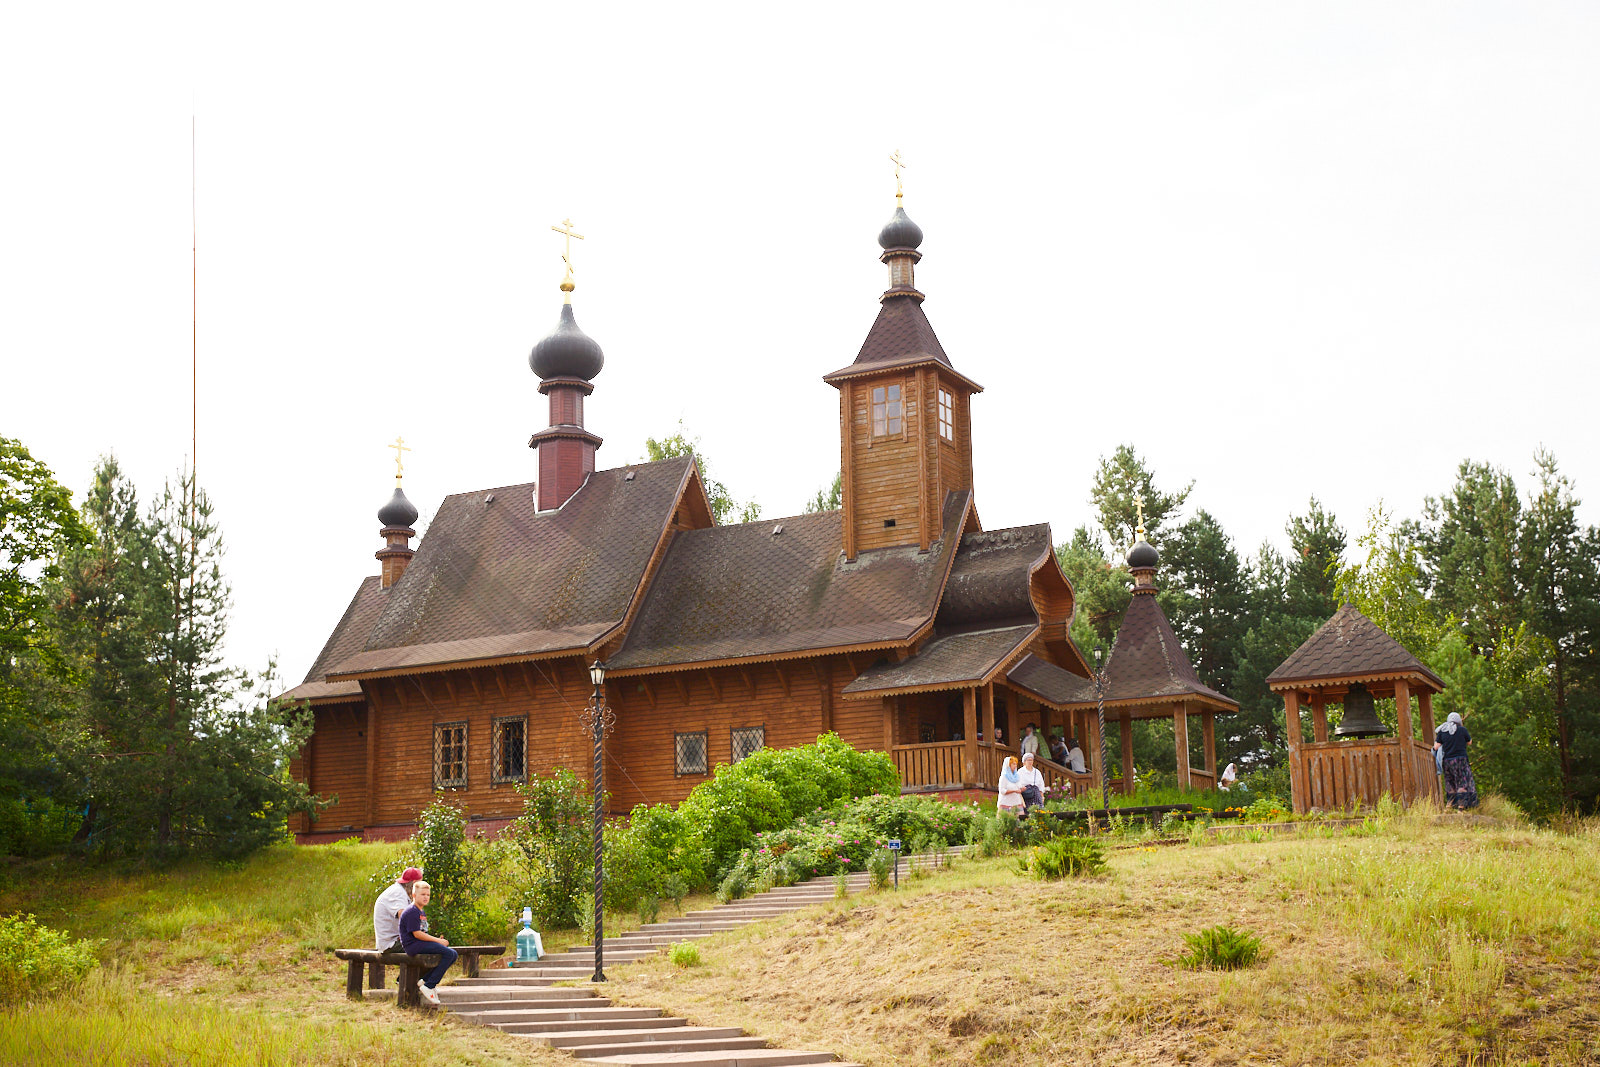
[
  {"x1": 1067, "y1": 738, "x2": 1087, "y2": 775},
  {"x1": 1017, "y1": 752, "x2": 1048, "y2": 816},
  {"x1": 1019, "y1": 724, "x2": 1041, "y2": 760},
  {"x1": 374, "y1": 866, "x2": 424, "y2": 951}
]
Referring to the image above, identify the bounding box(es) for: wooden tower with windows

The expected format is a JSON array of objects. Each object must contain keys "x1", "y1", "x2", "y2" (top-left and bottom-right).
[{"x1": 824, "y1": 194, "x2": 982, "y2": 559}]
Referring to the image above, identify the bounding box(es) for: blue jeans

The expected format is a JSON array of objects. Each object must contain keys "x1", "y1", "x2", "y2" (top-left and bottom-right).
[{"x1": 412, "y1": 944, "x2": 457, "y2": 989}]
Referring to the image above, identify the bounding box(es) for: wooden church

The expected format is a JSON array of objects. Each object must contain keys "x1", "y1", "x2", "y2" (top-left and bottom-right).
[{"x1": 283, "y1": 188, "x2": 1212, "y2": 842}]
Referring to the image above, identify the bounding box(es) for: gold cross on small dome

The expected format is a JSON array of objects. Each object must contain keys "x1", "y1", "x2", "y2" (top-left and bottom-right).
[
  {"x1": 551, "y1": 217, "x2": 584, "y2": 298},
  {"x1": 889, "y1": 149, "x2": 907, "y2": 200},
  {"x1": 389, "y1": 435, "x2": 411, "y2": 486},
  {"x1": 1133, "y1": 490, "x2": 1147, "y2": 541}
]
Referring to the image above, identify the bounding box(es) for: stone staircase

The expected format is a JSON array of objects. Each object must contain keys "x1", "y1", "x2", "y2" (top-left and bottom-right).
[{"x1": 406, "y1": 849, "x2": 963, "y2": 1065}]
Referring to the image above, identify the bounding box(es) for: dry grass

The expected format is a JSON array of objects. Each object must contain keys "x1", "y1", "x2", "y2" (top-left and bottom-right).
[{"x1": 606, "y1": 812, "x2": 1600, "y2": 1066}]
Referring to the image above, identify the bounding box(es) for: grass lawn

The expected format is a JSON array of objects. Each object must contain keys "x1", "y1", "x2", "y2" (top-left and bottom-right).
[
  {"x1": 603, "y1": 809, "x2": 1600, "y2": 1066},
  {"x1": 3, "y1": 809, "x2": 1597, "y2": 1065},
  {"x1": 0, "y1": 839, "x2": 707, "y2": 1066}
]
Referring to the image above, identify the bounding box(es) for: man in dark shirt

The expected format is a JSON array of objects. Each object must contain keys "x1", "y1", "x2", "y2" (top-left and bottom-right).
[{"x1": 399, "y1": 881, "x2": 457, "y2": 1006}]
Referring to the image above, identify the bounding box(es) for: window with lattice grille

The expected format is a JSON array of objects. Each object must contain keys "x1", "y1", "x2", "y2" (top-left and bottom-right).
[
  {"x1": 730, "y1": 725, "x2": 765, "y2": 764},
  {"x1": 938, "y1": 388, "x2": 954, "y2": 441},
  {"x1": 871, "y1": 383, "x2": 903, "y2": 437},
  {"x1": 433, "y1": 722, "x2": 467, "y2": 789},
  {"x1": 492, "y1": 716, "x2": 527, "y2": 784},
  {"x1": 675, "y1": 731, "x2": 708, "y2": 776}
]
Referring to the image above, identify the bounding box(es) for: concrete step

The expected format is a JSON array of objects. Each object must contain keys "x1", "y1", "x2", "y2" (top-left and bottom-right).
[
  {"x1": 456, "y1": 1006, "x2": 663, "y2": 1026},
  {"x1": 496, "y1": 1016, "x2": 689, "y2": 1037},
  {"x1": 530, "y1": 1027, "x2": 748, "y2": 1050},
  {"x1": 444, "y1": 997, "x2": 611, "y2": 1013},
  {"x1": 570, "y1": 1037, "x2": 771, "y2": 1059},
  {"x1": 581, "y1": 1049, "x2": 842, "y2": 1065},
  {"x1": 436, "y1": 986, "x2": 600, "y2": 1002}
]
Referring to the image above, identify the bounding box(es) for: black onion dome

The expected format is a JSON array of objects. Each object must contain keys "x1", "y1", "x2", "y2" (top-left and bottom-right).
[
  {"x1": 1127, "y1": 540, "x2": 1159, "y2": 570},
  {"x1": 378, "y1": 487, "x2": 419, "y2": 529},
  {"x1": 529, "y1": 303, "x2": 605, "y2": 381},
  {"x1": 877, "y1": 204, "x2": 924, "y2": 250}
]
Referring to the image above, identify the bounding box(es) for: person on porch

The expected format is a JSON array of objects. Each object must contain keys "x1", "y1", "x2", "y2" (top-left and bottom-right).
[
  {"x1": 1066, "y1": 737, "x2": 1086, "y2": 774},
  {"x1": 1020, "y1": 724, "x2": 1041, "y2": 759},
  {"x1": 1049, "y1": 733, "x2": 1070, "y2": 766},
  {"x1": 1017, "y1": 752, "x2": 1049, "y2": 817}
]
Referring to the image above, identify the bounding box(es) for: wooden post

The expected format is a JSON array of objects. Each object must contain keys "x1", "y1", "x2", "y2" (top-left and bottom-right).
[
  {"x1": 1311, "y1": 694, "x2": 1328, "y2": 744},
  {"x1": 962, "y1": 688, "x2": 978, "y2": 788},
  {"x1": 345, "y1": 958, "x2": 364, "y2": 999},
  {"x1": 367, "y1": 960, "x2": 384, "y2": 991},
  {"x1": 980, "y1": 684, "x2": 995, "y2": 747},
  {"x1": 1284, "y1": 691, "x2": 1303, "y2": 813},
  {"x1": 1394, "y1": 678, "x2": 1414, "y2": 802},
  {"x1": 819, "y1": 661, "x2": 834, "y2": 734},
  {"x1": 1418, "y1": 688, "x2": 1435, "y2": 738},
  {"x1": 1119, "y1": 715, "x2": 1134, "y2": 795},
  {"x1": 1202, "y1": 711, "x2": 1216, "y2": 779},
  {"x1": 364, "y1": 696, "x2": 379, "y2": 835},
  {"x1": 1173, "y1": 705, "x2": 1191, "y2": 790},
  {"x1": 882, "y1": 696, "x2": 895, "y2": 754},
  {"x1": 1088, "y1": 711, "x2": 1102, "y2": 790}
]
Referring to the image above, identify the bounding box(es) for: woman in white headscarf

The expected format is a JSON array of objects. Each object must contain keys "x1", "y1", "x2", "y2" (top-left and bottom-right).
[
  {"x1": 1218, "y1": 763, "x2": 1238, "y2": 792},
  {"x1": 1433, "y1": 712, "x2": 1477, "y2": 810}
]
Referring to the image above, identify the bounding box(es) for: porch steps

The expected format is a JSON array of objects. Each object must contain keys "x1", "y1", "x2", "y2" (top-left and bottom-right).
[{"x1": 435, "y1": 847, "x2": 963, "y2": 1065}]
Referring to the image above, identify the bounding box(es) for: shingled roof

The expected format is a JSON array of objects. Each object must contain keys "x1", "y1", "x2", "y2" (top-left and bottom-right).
[
  {"x1": 1006, "y1": 653, "x2": 1097, "y2": 708},
  {"x1": 326, "y1": 457, "x2": 697, "y2": 679},
  {"x1": 821, "y1": 296, "x2": 980, "y2": 389},
  {"x1": 1268, "y1": 603, "x2": 1444, "y2": 690},
  {"x1": 281, "y1": 576, "x2": 386, "y2": 703},
  {"x1": 935, "y1": 524, "x2": 1053, "y2": 628},
  {"x1": 1086, "y1": 592, "x2": 1236, "y2": 711},
  {"x1": 608, "y1": 490, "x2": 974, "y2": 672},
  {"x1": 841, "y1": 623, "x2": 1037, "y2": 698}
]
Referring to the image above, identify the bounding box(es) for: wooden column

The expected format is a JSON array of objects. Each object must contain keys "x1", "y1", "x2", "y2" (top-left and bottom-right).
[
  {"x1": 1284, "y1": 691, "x2": 1303, "y2": 813},
  {"x1": 962, "y1": 688, "x2": 979, "y2": 788},
  {"x1": 1394, "y1": 678, "x2": 1414, "y2": 802},
  {"x1": 882, "y1": 696, "x2": 895, "y2": 753},
  {"x1": 1418, "y1": 689, "x2": 1435, "y2": 738},
  {"x1": 980, "y1": 684, "x2": 995, "y2": 745},
  {"x1": 1202, "y1": 711, "x2": 1216, "y2": 778},
  {"x1": 1173, "y1": 705, "x2": 1191, "y2": 790},
  {"x1": 1311, "y1": 694, "x2": 1328, "y2": 744},
  {"x1": 1088, "y1": 711, "x2": 1103, "y2": 790},
  {"x1": 1119, "y1": 715, "x2": 1135, "y2": 795}
]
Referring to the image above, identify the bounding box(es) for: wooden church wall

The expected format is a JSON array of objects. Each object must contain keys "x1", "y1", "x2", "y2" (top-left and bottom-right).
[
  {"x1": 848, "y1": 378, "x2": 925, "y2": 552},
  {"x1": 289, "y1": 703, "x2": 369, "y2": 837}
]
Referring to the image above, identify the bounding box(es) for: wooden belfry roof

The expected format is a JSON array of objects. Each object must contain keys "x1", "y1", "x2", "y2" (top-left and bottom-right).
[
  {"x1": 1094, "y1": 591, "x2": 1235, "y2": 712},
  {"x1": 1267, "y1": 603, "x2": 1444, "y2": 692},
  {"x1": 821, "y1": 295, "x2": 981, "y2": 389}
]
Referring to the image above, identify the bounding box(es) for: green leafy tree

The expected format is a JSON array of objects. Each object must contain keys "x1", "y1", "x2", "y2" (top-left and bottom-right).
[
  {"x1": 643, "y1": 421, "x2": 761, "y2": 524},
  {"x1": 1284, "y1": 497, "x2": 1345, "y2": 620},
  {"x1": 1089, "y1": 444, "x2": 1191, "y2": 550},
  {"x1": 804, "y1": 472, "x2": 842, "y2": 514},
  {"x1": 1054, "y1": 526, "x2": 1131, "y2": 653},
  {"x1": 1415, "y1": 461, "x2": 1524, "y2": 652},
  {"x1": 0, "y1": 437, "x2": 90, "y2": 800},
  {"x1": 1159, "y1": 510, "x2": 1251, "y2": 694},
  {"x1": 56, "y1": 460, "x2": 317, "y2": 859}
]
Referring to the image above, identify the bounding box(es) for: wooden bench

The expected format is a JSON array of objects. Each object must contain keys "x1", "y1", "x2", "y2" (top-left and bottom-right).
[{"x1": 332, "y1": 945, "x2": 506, "y2": 1008}]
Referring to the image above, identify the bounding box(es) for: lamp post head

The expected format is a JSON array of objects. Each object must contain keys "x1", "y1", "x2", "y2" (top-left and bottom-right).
[
  {"x1": 589, "y1": 660, "x2": 607, "y2": 687},
  {"x1": 1094, "y1": 645, "x2": 1104, "y2": 665}
]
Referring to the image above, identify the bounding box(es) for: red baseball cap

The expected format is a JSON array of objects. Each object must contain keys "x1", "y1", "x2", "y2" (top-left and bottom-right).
[{"x1": 399, "y1": 867, "x2": 423, "y2": 884}]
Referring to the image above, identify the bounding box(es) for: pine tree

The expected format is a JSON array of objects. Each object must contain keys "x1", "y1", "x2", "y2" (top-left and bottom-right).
[{"x1": 1089, "y1": 444, "x2": 1191, "y2": 550}]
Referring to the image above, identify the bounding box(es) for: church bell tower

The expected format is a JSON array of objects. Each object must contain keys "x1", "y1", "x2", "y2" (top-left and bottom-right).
[
  {"x1": 528, "y1": 219, "x2": 605, "y2": 511},
  {"x1": 823, "y1": 162, "x2": 982, "y2": 560}
]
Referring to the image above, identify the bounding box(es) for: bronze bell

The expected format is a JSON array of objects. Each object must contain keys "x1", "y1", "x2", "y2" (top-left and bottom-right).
[{"x1": 1334, "y1": 683, "x2": 1390, "y2": 738}]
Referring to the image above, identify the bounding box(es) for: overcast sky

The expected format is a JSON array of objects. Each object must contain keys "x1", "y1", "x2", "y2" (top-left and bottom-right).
[{"x1": 4, "y1": 3, "x2": 1596, "y2": 688}]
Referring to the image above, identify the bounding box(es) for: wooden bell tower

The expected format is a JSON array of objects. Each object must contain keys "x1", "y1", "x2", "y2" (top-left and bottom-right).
[{"x1": 824, "y1": 184, "x2": 982, "y2": 560}]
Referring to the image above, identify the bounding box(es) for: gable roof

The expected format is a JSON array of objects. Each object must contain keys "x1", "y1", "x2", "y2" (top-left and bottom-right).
[
  {"x1": 1091, "y1": 592, "x2": 1235, "y2": 710},
  {"x1": 607, "y1": 490, "x2": 974, "y2": 672},
  {"x1": 841, "y1": 623, "x2": 1037, "y2": 698},
  {"x1": 326, "y1": 457, "x2": 696, "y2": 679},
  {"x1": 1006, "y1": 653, "x2": 1097, "y2": 708},
  {"x1": 280, "y1": 576, "x2": 386, "y2": 703},
  {"x1": 822, "y1": 296, "x2": 982, "y2": 390},
  {"x1": 936, "y1": 524, "x2": 1054, "y2": 628},
  {"x1": 1268, "y1": 603, "x2": 1445, "y2": 691}
]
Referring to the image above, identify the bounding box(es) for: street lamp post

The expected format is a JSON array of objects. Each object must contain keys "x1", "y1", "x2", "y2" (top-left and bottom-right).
[
  {"x1": 578, "y1": 659, "x2": 615, "y2": 983},
  {"x1": 1094, "y1": 645, "x2": 1109, "y2": 813}
]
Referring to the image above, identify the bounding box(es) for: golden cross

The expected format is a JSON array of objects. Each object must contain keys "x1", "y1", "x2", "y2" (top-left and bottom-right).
[
  {"x1": 551, "y1": 217, "x2": 584, "y2": 286},
  {"x1": 389, "y1": 435, "x2": 411, "y2": 486},
  {"x1": 889, "y1": 149, "x2": 907, "y2": 199},
  {"x1": 1133, "y1": 491, "x2": 1147, "y2": 539}
]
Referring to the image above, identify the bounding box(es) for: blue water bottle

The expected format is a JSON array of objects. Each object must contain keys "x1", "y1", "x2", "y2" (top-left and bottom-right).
[{"x1": 515, "y1": 907, "x2": 541, "y2": 966}]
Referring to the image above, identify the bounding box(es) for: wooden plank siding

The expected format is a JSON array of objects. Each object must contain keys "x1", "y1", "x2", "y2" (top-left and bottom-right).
[
  {"x1": 289, "y1": 703, "x2": 368, "y2": 835},
  {"x1": 848, "y1": 377, "x2": 925, "y2": 552}
]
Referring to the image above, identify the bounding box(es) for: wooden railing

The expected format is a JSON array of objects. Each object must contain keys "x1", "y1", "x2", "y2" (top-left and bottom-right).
[
  {"x1": 1297, "y1": 737, "x2": 1440, "y2": 812},
  {"x1": 892, "y1": 741, "x2": 965, "y2": 790},
  {"x1": 1187, "y1": 769, "x2": 1216, "y2": 791}
]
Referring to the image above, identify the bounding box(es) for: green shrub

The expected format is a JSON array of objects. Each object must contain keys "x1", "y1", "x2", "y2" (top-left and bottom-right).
[
  {"x1": 834, "y1": 871, "x2": 849, "y2": 899},
  {"x1": 1019, "y1": 836, "x2": 1106, "y2": 880},
  {"x1": 0, "y1": 799, "x2": 81, "y2": 858},
  {"x1": 716, "y1": 868, "x2": 749, "y2": 904},
  {"x1": 1158, "y1": 811, "x2": 1186, "y2": 836},
  {"x1": 366, "y1": 799, "x2": 503, "y2": 941},
  {"x1": 971, "y1": 811, "x2": 1025, "y2": 857},
  {"x1": 503, "y1": 769, "x2": 591, "y2": 928},
  {"x1": 637, "y1": 894, "x2": 659, "y2": 926},
  {"x1": 1172, "y1": 925, "x2": 1264, "y2": 971},
  {"x1": 1243, "y1": 796, "x2": 1290, "y2": 823},
  {"x1": 667, "y1": 941, "x2": 701, "y2": 968},
  {"x1": 575, "y1": 891, "x2": 596, "y2": 943},
  {"x1": 1239, "y1": 760, "x2": 1291, "y2": 799},
  {"x1": 867, "y1": 850, "x2": 893, "y2": 890},
  {"x1": 0, "y1": 914, "x2": 100, "y2": 1004}
]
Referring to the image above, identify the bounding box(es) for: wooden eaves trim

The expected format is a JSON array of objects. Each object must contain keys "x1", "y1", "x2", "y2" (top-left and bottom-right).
[
  {"x1": 1058, "y1": 690, "x2": 1239, "y2": 715},
  {"x1": 1267, "y1": 669, "x2": 1443, "y2": 694},
  {"x1": 836, "y1": 624, "x2": 1039, "y2": 701},
  {"x1": 327, "y1": 646, "x2": 586, "y2": 684},
  {"x1": 823, "y1": 354, "x2": 984, "y2": 395}
]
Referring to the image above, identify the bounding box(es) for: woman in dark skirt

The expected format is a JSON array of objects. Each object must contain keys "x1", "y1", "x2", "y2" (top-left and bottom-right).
[{"x1": 1433, "y1": 712, "x2": 1478, "y2": 809}]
